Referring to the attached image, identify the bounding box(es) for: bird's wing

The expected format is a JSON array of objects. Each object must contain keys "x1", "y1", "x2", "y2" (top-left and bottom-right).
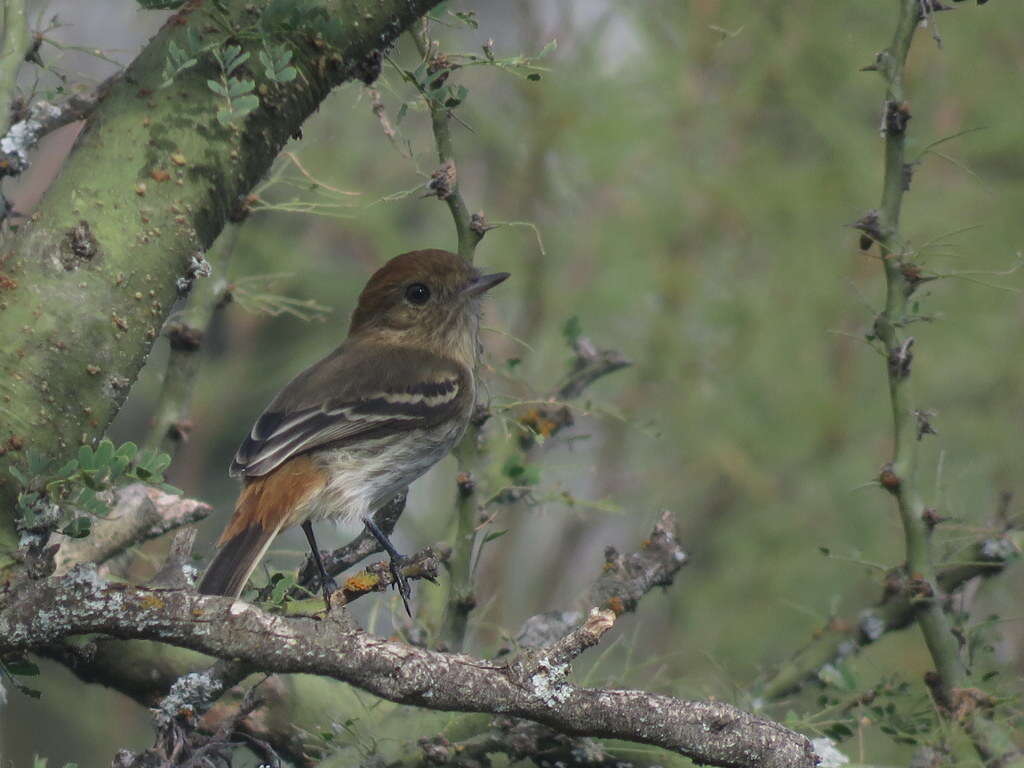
[{"x1": 230, "y1": 344, "x2": 470, "y2": 478}]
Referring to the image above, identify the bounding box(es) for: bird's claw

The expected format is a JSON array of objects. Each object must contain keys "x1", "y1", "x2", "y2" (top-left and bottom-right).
[{"x1": 321, "y1": 575, "x2": 339, "y2": 611}]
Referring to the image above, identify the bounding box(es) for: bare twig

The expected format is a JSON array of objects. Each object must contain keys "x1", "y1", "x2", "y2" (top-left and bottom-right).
[
  {"x1": 52, "y1": 484, "x2": 211, "y2": 576},
  {"x1": 759, "y1": 528, "x2": 1022, "y2": 701}
]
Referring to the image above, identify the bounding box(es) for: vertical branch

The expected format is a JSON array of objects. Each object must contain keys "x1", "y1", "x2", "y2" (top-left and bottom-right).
[
  {"x1": 866, "y1": 4, "x2": 1023, "y2": 764},
  {"x1": 870, "y1": 0, "x2": 963, "y2": 688},
  {"x1": 412, "y1": 23, "x2": 484, "y2": 263},
  {"x1": 0, "y1": 0, "x2": 28, "y2": 138},
  {"x1": 409, "y1": 19, "x2": 487, "y2": 649},
  {"x1": 144, "y1": 223, "x2": 240, "y2": 457}
]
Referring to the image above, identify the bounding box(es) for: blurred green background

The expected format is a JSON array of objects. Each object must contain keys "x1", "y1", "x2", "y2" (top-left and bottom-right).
[{"x1": 4, "y1": 0, "x2": 1024, "y2": 765}]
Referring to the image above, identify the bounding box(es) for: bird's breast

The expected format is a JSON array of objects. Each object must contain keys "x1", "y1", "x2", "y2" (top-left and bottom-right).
[{"x1": 299, "y1": 419, "x2": 470, "y2": 525}]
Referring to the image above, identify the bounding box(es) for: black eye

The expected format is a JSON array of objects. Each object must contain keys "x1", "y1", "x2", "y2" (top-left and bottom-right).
[{"x1": 405, "y1": 282, "x2": 431, "y2": 305}]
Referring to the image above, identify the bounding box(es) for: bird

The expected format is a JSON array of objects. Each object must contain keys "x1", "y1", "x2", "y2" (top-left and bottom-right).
[{"x1": 197, "y1": 249, "x2": 509, "y2": 612}]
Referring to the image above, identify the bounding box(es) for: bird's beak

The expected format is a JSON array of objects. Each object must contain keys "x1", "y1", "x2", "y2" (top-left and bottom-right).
[{"x1": 463, "y1": 271, "x2": 510, "y2": 297}]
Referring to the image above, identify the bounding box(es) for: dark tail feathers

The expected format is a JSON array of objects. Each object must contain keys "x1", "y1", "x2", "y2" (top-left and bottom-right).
[{"x1": 197, "y1": 524, "x2": 278, "y2": 598}]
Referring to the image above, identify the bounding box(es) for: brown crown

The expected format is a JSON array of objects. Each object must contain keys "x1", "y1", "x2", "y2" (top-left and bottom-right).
[{"x1": 349, "y1": 249, "x2": 476, "y2": 333}]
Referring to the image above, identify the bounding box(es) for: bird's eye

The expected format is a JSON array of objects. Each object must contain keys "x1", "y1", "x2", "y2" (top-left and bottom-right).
[{"x1": 405, "y1": 282, "x2": 431, "y2": 305}]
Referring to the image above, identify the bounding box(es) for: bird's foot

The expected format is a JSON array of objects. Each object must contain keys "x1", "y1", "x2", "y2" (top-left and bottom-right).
[
  {"x1": 389, "y1": 555, "x2": 412, "y2": 616},
  {"x1": 320, "y1": 574, "x2": 340, "y2": 611}
]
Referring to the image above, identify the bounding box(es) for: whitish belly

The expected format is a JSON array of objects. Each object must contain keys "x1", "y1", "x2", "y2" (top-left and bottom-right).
[{"x1": 296, "y1": 423, "x2": 465, "y2": 525}]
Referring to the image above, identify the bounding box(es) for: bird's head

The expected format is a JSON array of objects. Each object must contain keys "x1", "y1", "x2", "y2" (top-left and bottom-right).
[{"x1": 348, "y1": 249, "x2": 509, "y2": 359}]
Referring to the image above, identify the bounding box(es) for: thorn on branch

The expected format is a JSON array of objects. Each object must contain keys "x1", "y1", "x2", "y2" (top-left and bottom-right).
[
  {"x1": 882, "y1": 100, "x2": 912, "y2": 137},
  {"x1": 427, "y1": 160, "x2": 456, "y2": 199},
  {"x1": 470, "y1": 210, "x2": 493, "y2": 236},
  {"x1": 921, "y1": 507, "x2": 949, "y2": 531},
  {"x1": 166, "y1": 323, "x2": 204, "y2": 351},
  {"x1": 879, "y1": 464, "x2": 902, "y2": 494},
  {"x1": 456, "y1": 471, "x2": 475, "y2": 498},
  {"x1": 914, "y1": 409, "x2": 937, "y2": 440},
  {"x1": 853, "y1": 209, "x2": 882, "y2": 251},
  {"x1": 888, "y1": 337, "x2": 915, "y2": 380}
]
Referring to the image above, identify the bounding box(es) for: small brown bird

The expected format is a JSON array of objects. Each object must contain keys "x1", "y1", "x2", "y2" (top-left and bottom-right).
[{"x1": 197, "y1": 249, "x2": 508, "y2": 611}]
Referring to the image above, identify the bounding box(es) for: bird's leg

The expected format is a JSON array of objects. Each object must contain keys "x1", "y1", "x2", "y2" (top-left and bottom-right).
[
  {"x1": 302, "y1": 521, "x2": 338, "y2": 610},
  {"x1": 363, "y1": 517, "x2": 412, "y2": 616}
]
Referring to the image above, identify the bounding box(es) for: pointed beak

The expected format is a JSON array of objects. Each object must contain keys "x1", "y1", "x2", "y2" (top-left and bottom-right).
[{"x1": 463, "y1": 270, "x2": 510, "y2": 297}]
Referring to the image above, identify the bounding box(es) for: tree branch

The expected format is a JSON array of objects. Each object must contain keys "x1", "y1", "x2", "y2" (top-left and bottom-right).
[
  {"x1": 759, "y1": 528, "x2": 1022, "y2": 702},
  {"x1": 144, "y1": 222, "x2": 240, "y2": 457},
  {"x1": 0, "y1": 0, "x2": 29, "y2": 140},
  {"x1": 411, "y1": 23, "x2": 483, "y2": 263},
  {"x1": 52, "y1": 483, "x2": 211, "y2": 576},
  {"x1": 863, "y1": 3, "x2": 1023, "y2": 763},
  {"x1": 0, "y1": 567, "x2": 816, "y2": 768}
]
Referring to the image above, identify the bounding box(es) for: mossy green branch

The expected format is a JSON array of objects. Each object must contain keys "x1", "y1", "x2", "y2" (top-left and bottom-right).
[
  {"x1": 143, "y1": 223, "x2": 240, "y2": 458},
  {"x1": 0, "y1": 0, "x2": 443, "y2": 563},
  {"x1": 873, "y1": 0, "x2": 963, "y2": 689},
  {"x1": 0, "y1": 0, "x2": 29, "y2": 138},
  {"x1": 411, "y1": 27, "x2": 483, "y2": 263},
  {"x1": 869, "y1": 3, "x2": 1024, "y2": 764}
]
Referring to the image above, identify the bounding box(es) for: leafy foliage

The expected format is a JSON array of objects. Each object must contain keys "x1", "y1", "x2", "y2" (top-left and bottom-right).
[{"x1": 10, "y1": 440, "x2": 176, "y2": 541}]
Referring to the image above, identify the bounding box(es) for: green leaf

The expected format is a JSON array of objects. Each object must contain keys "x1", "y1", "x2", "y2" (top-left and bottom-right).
[
  {"x1": 9, "y1": 465, "x2": 28, "y2": 485},
  {"x1": 62, "y1": 516, "x2": 92, "y2": 539},
  {"x1": 537, "y1": 39, "x2": 558, "y2": 58},
  {"x1": 229, "y1": 78, "x2": 255, "y2": 98},
  {"x1": 78, "y1": 444, "x2": 95, "y2": 471},
  {"x1": 270, "y1": 573, "x2": 296, "y2": 604},
  {"x1": 276, "y1": 66, "x2": 297, "y2": 83},
  {"x1": 53, "y1": 459, "x2": 79, "y2": 480},
  {"x1": 231, "y1": 93, "x2": 261, "y2": 118},
  {"x1": 115, "y1": 442, "x2": 138, "y2": 461},
  {"x1": 207, "y1": 79, "x2": 229, "y2": 98},
  {"x1": 482, "y1": 529, "x2": 509, "y2": 544},
  {"x1": 454, "y1": 10, "x2": 479, "y2": 29},
  {"x1": 26, "y1": 449, "x2": 51, "y2": 475},
  {"x1": 136, "y1": 0, "x2": 186, "y2": 7},
  {"x1": 94, "y1": 439, "x2": 114, "y2": 468},
  {"x1": 396, "y1": 102, "x2": 408, "y2": 125}
]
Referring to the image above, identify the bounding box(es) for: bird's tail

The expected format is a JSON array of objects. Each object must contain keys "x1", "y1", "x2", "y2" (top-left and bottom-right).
[
  {"x1": 197, "y1": 522, "x2": 280, "y2": 598},
  {"x1": 198, "y1": 457, "x2": 325, "y2": 598}
]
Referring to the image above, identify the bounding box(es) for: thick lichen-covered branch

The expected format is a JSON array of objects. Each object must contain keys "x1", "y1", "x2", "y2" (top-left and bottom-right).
[
  {"x1": 0, "y1": 565, "x2": 815, "y2": 768},
  {"x1": 56, "y1": 511, "x2": 683, "y2": 768},
  {"x1": 0, "y1": 0, "x2": 444, "y2": 563}
]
